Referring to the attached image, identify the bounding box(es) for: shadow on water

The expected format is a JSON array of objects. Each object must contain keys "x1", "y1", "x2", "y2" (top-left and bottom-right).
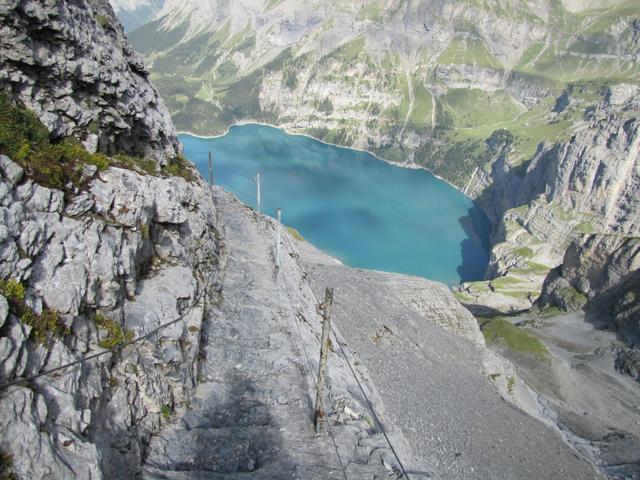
[{"x1": 456, "y1": 204, "x2": 492, "y2": 283}]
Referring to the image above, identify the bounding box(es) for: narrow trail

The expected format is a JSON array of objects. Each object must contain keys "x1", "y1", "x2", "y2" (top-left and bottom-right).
[{"x1": 142, "y1": 189, "x2": 396, "y2": 479}]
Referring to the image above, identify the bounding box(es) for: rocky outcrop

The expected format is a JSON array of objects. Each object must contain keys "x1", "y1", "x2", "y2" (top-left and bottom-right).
[
  {"x1": 0, "y1": 153, "x2": 219, "y2": 478},
  {"x1": 0, "y1": 0, "x2": 179, "y2": 165},
  {"x1": 461, "y1": 90, "x2": 640, "y2": 313},
  {"x1": 538, "y1": 234, "x2": 640, "y2": 345},
  {"x1": 479, "y1": 92, "x2": 640, "y2": 230}
]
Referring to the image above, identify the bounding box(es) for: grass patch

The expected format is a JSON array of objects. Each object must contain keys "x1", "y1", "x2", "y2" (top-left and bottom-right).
[
  {"x1": 286, "y1": 226, "x2": 305, "y2": 241},
  {"x1": 0, "y1": 278, "x2": 68, "y2": 343},
  {"x1": 408, "y1": 82, "x2": 433, "y2": 132},
  {"x1": 490, "y1": 276, "x2": 525, "y2": 289},
  {"x1": 0, "y1": 450, "x2": 17, "y2": 480},
  {"x1": 501, "y1": 290, "x2": 541, "y2": 299},
  {"x1": 466, "y1": 281, "x2": 492, "y2": 294},
  {"x1": 140, "y1": 224, "x2": 150, "y2": 240},
  {"x1": 1, "y1": 94, "x2": 193, "y2": 189},
  {"x1": 514, "y1": 246, "x2": 534, "y2": 258},
  {"x1": 453, "y1": 291, "x2": 473, "y2": 302},
  {"x1": 95, "y1": 314, "x2": 134, "y2": 349},
  {"x1": 112, "y1": 153, "x2": 156, "y2": 175},
  {"x1": 95, "y1": 14, "x2": 110, "y2": 30},
  {"x1": 161, "y1": 404, "x2": 172, "y2": 419},
  {"x1": 0, "y1": 93, "x2": 111, "y2": 191},
  {"x1": 482, "y1": 317, "x2": 549, "y2": 361},
  {"x1": 437, "y1": 36, "x2": 503, "y2": 70},
  {"x1": 162, "y1": 154, "x2": 197, "y2": 182},
  {"x1": 439, "y1": 89, "x2": 522, "y2": 129}
]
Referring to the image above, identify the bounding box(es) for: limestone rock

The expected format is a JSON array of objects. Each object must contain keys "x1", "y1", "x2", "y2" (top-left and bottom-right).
[
  {"x1": 0, "y1": 0, "x2": 180, "y2": 166},
  {"x1": 0, "y1": 387, "x2": 101, "y2": 479},
  {"x1": 538, "y1": 234, "x2": 640, "y2": 349}
]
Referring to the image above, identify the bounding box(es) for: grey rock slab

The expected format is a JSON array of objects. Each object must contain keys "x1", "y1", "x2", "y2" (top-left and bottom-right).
[
  {"x1": 294, "y1": 241, "x2": 599, "y2": 479},
  {"x1": 0, "y1": 294, "x2": 7, "y2": 329},
  {"x1": 0, "y1": 0, "x2": 180, "y2": 165},
  {"x1": 0, "y1": 154, "x2": 24, "y2": 185},
  {"x1": 0, "y1": 386, "x2": 101, "y2": 479},
  {"x1": 124, "y1": 265, "x2": 196, "y2": 333}
]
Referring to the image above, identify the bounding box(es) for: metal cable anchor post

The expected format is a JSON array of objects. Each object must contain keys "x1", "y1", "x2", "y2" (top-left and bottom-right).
[{"x1": 314, "y1": 287, "x2": 334, "y2": 434}]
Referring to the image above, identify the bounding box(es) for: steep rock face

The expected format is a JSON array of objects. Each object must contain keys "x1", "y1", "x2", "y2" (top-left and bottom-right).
[
  {"x1": 459, "y1": 92, "x2": 640, "y2": 313},
  {"x1": 480, "y1": 93, "x2": 640, "y2": 232},
  {"x1": 0, "y1": 155, "x2": 219, "y2": 478},
  {"x1": 538, "y1": 234, "x2": 640, "y2": 344},
  {"x1": 0, "y1": 0, "x2": 179, "y2": 165}
]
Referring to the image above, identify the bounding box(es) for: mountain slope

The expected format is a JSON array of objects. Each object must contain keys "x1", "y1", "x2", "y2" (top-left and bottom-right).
[
  {"x1": 109, "y1": 0, "x2": 165, "y2": 31},
  {"x1": 128, "y1": 0, "x2": 639, "y2": 182},
  {"x1": 128, "y1": 0, "x2": 640, "y2": 312}
]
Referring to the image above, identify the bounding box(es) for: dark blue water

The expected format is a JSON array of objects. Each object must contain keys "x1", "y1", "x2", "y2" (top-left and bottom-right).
[{"x1": 180, "y1": 124, "x2": 490, "y2": 285}]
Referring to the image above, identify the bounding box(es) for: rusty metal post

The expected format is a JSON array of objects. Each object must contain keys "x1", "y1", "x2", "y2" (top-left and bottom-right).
[
  {"x1": 208, "y1": 151, "x2": 213, "y2": 185},
  {"x1": 314, "y1": 287, "x2": 334, "y2": 434}
]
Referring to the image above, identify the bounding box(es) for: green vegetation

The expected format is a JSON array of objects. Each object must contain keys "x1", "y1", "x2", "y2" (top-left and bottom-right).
[
  {"x1": 514, "y1": 247, "x2": 534, "y2": 258},
  {"x1": 408, "y1": 82, "x2": 433, "y2": 132},
  {"x1": 556, "y1": 286, "x2": 588, "y2": 311},
  {"x1": 507, "y1": 376, "x2": 516, "y2": 395},
  {"x1": 333, "y1": 36, "x2": 366, "y2": 63},
  {"x1": 439, "y1": 89, "x2": 522, "y2": 129},
  {"x1": 113, "y1": 153, "x2": 157, "y2": 176},
  {"x1": 318, "y1": 98, "x2": 334, "y2": 114},
  {"x1": 95, "y1": 14, "x2": 110, "y2": 30},
  {"x1": 286, "y1": 226, "x2": 305, "y2": 241},
  {"x1": 0, "y1": 278, "x2": 68, "y2": 343},
  {"x1": 162, "y1": 154, "x2": 196, "y2": 182},
  {"x1": 453, "y1": 290, "x2": 473, "y2": 302},
  {"x1": 501, "y1": 290, "x2": 541, "y2": 300},
  {"x1": 264, "y1": 0, "x2": 285, "y2": 11},
  {"x1": 95, "y1": 314, "x2": 134, "y2": 349},
  {"x1": 481, "y1": 317, "x2": 549, "y2": 361},
  {"x1": 437, "y1": 36, "x2": 503, "y2": 70},
  {"x1": 490, "y1": 276, "x2": 525, "y2": 289},
  {"x1": 0, "y1": 279, "x2": 25, "y2": 304},
  {"x1": 0, "y1": 450, "x2": 17, "y2": 480},
  {"x1": 357, "y1": 2, "x2": 383, "y2": 22},
  {"x1": 161, "y1": 404, "x2": 172, "y2": 419},
  {"x1": 0, "y1": 92, "x2": 50, "y2": 162},
  {"x1": 0, "y1": 94, "x2": 194, "y2": 188}
]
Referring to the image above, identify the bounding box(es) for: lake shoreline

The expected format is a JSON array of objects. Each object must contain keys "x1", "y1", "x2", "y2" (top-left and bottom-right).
[
  {"x1": 181, "y1": 124, "x2": 491, "y2": 285},
  {"x1": 177, "y1": 120, "x2": 477, "y2": 202}
]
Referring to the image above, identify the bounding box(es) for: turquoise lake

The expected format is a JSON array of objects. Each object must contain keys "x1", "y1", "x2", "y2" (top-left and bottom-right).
[{"x1": 180, "y1": 124, "x2": 491, "y2": 285}]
